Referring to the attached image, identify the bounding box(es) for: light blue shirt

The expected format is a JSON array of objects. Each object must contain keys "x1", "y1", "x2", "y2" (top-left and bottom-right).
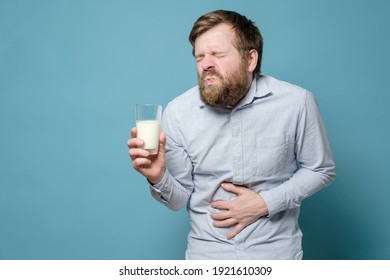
[{"x1": 150, "y1": 75, "x2": 336, "y2": 259}]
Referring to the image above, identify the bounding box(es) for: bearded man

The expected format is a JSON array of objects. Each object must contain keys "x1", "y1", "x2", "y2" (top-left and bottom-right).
[{"x1": 128, "y1": 10, "x2": 336, "y2": 260}]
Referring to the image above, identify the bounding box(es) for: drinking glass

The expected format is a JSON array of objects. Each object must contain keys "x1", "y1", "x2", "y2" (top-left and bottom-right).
[{"x1": 135, "y1": 104, "x2": 162, "y2": 154}]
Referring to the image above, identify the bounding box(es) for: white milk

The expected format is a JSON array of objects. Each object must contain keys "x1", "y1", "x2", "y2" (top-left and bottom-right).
[{"x1": 136, "y1": 120, "x2": 160, "y2": 154}]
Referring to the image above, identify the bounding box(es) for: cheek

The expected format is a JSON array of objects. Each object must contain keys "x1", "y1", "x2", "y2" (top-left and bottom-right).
[
  {"x1": 218, "y1": 61, "x2": 235, "y2": 76},
  {"x1": 196, "y1": 64, "x2": 203, "y2": 77}
]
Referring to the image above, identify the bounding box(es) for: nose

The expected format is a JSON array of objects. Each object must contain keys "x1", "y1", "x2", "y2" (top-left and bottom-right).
[{"x1": 200, "y1": 54, "x2": 215, "y2": 71}]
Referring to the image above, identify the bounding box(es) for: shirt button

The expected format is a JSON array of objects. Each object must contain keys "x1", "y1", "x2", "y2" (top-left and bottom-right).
[{"x1": 234, "y1": 170, "x2": 240, "y2": 176}]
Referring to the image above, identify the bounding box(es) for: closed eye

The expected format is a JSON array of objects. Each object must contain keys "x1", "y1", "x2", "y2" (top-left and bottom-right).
[
  {"x1": 212, "y1": 51, "x2": 227, "y2": 58},
  {"x1": 195, "y1": 55, "x2": 204, "y2": 62},
  {"x1": 195, "y1": 51, "x2": 228, "y2": 62}
]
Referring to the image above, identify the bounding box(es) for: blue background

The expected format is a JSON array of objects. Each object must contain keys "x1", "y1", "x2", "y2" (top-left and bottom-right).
[{"x1": 1, "y1": 0, "x2": 389, "y2": 260}]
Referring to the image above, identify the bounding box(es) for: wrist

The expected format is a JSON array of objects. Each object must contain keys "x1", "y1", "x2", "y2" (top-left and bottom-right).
[{"x1": 147, "y1": 168, "x2": 166, "y2": 185}]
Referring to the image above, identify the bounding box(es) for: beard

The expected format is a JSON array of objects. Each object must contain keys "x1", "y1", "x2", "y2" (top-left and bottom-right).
[{"x1": 198, "y1": 61, "x2": 250, "y2": 108}]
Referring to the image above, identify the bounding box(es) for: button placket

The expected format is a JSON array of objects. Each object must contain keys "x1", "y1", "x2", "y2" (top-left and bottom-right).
[{"x1": 231, "y1": 109, "x2": 243, "y2": 185}]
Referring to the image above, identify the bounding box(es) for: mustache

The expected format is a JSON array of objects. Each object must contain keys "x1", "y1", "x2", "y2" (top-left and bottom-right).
[{"x1": 200, "y1": 69, "x2": 224, "y2": 81}]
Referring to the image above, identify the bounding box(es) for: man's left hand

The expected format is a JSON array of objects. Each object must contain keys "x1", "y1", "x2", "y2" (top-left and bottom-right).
[{"x1": 210, "y1": 183, "x2": 269, "y2": 240}]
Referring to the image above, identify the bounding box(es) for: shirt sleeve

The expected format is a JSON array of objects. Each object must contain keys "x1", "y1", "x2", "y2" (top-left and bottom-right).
[
  {"x1": 148, "y1": 102, "x2": 195, "y2": 211},
  {"x1": 260, "y1": 91, "x2": 336, "y2": 217}
]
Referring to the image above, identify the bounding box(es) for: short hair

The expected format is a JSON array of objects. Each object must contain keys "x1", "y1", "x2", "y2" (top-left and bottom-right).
[{"x1": 189, "y1": 10, "x2": 263, "y2": 75}]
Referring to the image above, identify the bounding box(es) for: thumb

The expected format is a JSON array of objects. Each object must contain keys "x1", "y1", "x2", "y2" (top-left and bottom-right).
[
  {"x1": 220, "y1": 182, "x2": 242, "y2": 195},
  {"x1": 158, "y1": 131, "x2": 166, "y2": 154}
]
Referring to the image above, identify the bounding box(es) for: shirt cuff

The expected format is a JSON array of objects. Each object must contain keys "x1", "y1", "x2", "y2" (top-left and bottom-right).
[
  {"x1": 260, "y1": 188, "x2": 288, "y2": 217},
  {"x1": 148, "y1": 169, "x2": 169, "y2": 191}
]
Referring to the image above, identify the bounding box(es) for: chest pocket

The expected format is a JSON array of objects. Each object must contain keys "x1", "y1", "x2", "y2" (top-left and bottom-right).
[{"x1": 251, "y1": 134, "x2": 290, "y2": 177}]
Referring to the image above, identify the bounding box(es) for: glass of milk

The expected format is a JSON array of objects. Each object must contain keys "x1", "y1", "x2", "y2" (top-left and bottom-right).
[{"x1": 135, "y1": 104, "x2": 162, "y2": 155}]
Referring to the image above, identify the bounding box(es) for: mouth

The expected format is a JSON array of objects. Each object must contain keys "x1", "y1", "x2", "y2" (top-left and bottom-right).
[
  {"x1": 204, "y1": 75, "x2": 218, "y2": 85},
  {"x1": 204, "y1": 76, "x2": 214, "y2": 84},
  {"x1": 200, "y1": 70, "x2": 223, "y2": 87}
]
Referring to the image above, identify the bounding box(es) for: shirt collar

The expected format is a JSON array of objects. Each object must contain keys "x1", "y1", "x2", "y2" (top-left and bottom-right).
[{"x1": 235, "y1": 75, "x2": 271, "y2": 109}]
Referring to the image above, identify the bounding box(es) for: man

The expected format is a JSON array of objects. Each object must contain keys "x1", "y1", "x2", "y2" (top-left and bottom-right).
[{"x1": 128, "y1": 10, "x2": 336, "y2": 259}]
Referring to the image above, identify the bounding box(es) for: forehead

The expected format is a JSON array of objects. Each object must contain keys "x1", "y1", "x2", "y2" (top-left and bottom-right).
[{"x1": 194, "y1": 23, "x2": 236, "y2": 54}]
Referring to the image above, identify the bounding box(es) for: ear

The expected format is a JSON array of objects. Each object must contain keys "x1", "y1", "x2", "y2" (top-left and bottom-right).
[{"x1": 247, "y1": 49, "x2": 258, "y2": 73}]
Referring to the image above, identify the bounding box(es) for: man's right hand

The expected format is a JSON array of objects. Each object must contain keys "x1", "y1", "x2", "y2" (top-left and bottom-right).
[{"x1": 127, "y1": 127, "x2": 166, "y2": 184}]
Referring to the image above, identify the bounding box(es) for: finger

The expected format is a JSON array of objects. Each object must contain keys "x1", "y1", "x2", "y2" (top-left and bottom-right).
[
  {"x1": 131, "y1": 127, "x2": 137, "y2": 138},
  {"x1": 210, "y1": 210, "x2": 232, "y2": 221},
  {"x1": 129, "y1": 147, "x2": 150, "y2": 161},
  {"x1": 127, "y1": 137, "x2": 144, "y2": 149},
  {"x1": 226, "y1": 223, "x2": 245, "y2": 240},
  {"x1": 211, "y1": 200, "x2": 232, "y2": 210},
  {"x1": 221, "y1": 182, "x2": 244, "y2": 195},
  {"x1": 212, "y1": 218, "x2": 237, "y2": 228},
  {"x1": 132, "y1": 156, "x2": 152, "y2": 170}
]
